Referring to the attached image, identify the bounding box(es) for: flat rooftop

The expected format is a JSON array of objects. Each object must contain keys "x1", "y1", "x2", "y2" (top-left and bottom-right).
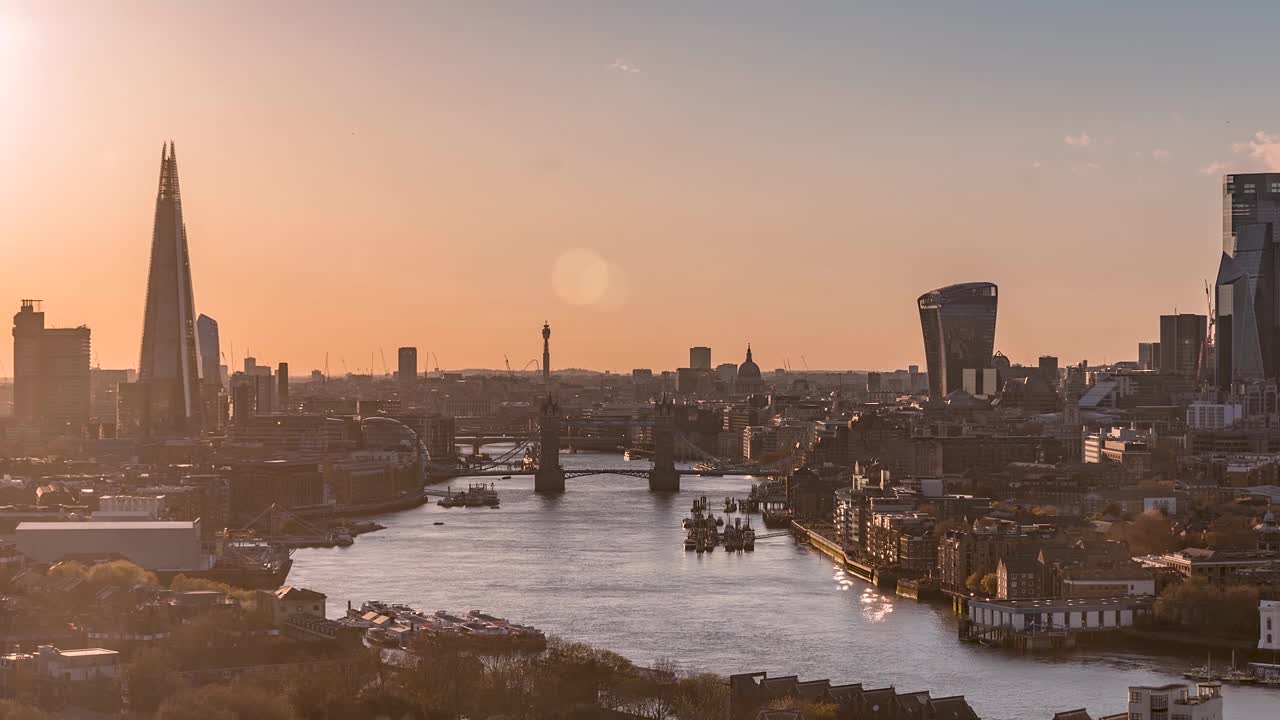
[
  {"x1": 56, "y1": 648, "x2": 118, "y2": 657},
  {"x1": 16, "y1": 521, "x2": 196, "y2": 531},
  {"x1": 970, "y1": 596, "x2": 1153, "y2": 611}
]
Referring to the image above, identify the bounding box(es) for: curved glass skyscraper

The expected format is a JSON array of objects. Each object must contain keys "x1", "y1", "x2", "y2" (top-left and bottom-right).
[
  {"x1": 1216, "y1": 173, "x2": 1280, "y2": 388},
  {"x1": 918, "y1": 282, "x2": 998, "y2": 401}
]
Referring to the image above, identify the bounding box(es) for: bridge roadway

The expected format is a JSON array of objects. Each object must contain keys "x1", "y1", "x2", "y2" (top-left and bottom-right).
[{"x1": 430, "y1": 468, "x2": 730, "y2": 479}]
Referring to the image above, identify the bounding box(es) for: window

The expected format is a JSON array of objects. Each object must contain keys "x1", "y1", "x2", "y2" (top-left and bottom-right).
[{"x1": 1128, "y1": 690, "x2": 1143, "y2": 703}]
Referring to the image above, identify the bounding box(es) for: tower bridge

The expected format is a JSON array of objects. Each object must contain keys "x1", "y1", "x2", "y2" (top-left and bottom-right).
[{"x1": 533, "y1": 393, "x2": 681, "y2": 493}]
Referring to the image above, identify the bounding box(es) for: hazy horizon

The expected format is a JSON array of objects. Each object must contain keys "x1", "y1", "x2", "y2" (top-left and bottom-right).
[{"x1": 3, "y1": 2, "x2": 1274, "y2": 374}]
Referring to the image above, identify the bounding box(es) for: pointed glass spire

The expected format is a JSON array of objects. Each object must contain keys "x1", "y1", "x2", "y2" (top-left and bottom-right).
[{"x1": 138, "y1": 141, "x2": 202, "y2": 436}]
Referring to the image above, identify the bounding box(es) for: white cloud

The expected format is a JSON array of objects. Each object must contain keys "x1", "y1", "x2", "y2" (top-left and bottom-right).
[
  {"x1": 1063, "y1": 132, "x2": 1091, "y2": 147},
  {"x1": 1086, "y1": 162, "x2": 1102, "y2": 170},
  {"x1": 1152, "y1": 148, "x2": 1170, "y2": 160},
  {"x1": 608, "y1": 59, "x2": 640, "y2": 74},
  {"x1": 1232, "y1": 131, "x2": 1280, "y2": 170},
  {"x1": 1200, "y1": 161, "x2": 1229, "y2": 176}
]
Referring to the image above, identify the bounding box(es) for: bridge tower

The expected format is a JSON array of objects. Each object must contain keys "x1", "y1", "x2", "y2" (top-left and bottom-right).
[
  {"x1": 649, "y1": 394, "x2": 681, "y2": 492},
  {"x1": 535, "y1": 393, "x2": 565, "y2": 493}
]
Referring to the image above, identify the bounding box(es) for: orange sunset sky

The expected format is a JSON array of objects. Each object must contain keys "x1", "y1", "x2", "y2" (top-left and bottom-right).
[{"x1": 3, "y1": 2, "x2": 1278, "y2": 375}]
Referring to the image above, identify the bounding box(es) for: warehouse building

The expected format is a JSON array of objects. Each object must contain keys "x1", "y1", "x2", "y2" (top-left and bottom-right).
[{"x1": 14, "y1": 520, "x2": 208, "y2": 571}]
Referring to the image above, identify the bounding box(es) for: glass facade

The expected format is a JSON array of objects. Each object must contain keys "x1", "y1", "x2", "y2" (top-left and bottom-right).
[
  {"x1": 918, "y1": 282, "x2": 998, "y2": 401},
  {"x1": 1158, "y1": 313, "x2": 1207, "y2": 379},
  {"x1": 138, "y1": 143, "x2": 203, "y2": 435},
  {"x1": 1217, "y1": 173, "x2": 1280, "y2": 388}
]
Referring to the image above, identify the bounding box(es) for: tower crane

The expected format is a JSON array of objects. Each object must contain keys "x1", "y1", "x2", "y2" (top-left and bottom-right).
[
  {"x1": 431, "y1": 352, "x2": 442, "y2": 374},
  {"x1": 379, "y1": 348, "x2": 389, "y2": 377},
  {"x1": 1204, "y1": 279, "x2": 1215, "y2": 333},
  {"x1": 504, "y1": 354, "x2": 514, "y2": 377}
]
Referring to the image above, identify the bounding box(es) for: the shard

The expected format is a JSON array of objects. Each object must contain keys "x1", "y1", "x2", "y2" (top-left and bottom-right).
[{"x1": 137, "y1": 142, "x2": 203, "y2": 436}]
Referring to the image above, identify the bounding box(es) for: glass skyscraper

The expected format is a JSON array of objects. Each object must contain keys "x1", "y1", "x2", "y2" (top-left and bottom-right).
[
  {"x1": 918, "y1": 282, "x2": 998, "y2": 401},
  {"x1": 137, "y1": 142, "x2": 203, "y2": 435},
  {"x1": 1216, "y1": 173, "x2": 1280, "y2": 388}
]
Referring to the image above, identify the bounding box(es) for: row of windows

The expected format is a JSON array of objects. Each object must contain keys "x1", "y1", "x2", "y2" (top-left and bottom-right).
[{"x1": 1228, "y1": 183, "x2": 1280, "y2": 194}]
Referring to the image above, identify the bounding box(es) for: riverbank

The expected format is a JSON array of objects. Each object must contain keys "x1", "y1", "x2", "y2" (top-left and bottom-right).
[
  {"x1": 789, "y1": 520, "x2": 1259, "y2": 659},
  {"x1": 286, "y1": 463, "x2": 1280, "y2": 719}
]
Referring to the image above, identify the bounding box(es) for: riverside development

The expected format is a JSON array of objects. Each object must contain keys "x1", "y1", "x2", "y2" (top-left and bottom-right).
[{"x1": 6, "y1": 144, "x2": 1280, "y2": 719}]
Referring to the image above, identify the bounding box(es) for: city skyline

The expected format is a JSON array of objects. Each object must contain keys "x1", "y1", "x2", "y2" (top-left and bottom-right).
[{"x1": 4, "y1": 2, "x2": 1279, "y2": 374}]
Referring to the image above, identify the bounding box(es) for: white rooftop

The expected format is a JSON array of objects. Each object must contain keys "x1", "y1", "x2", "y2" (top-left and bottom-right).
[{"x1": 16, "y1": 521, "x2": 196, "y2": 531}]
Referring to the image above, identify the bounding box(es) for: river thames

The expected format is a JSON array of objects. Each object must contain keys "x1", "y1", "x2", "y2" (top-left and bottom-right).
[{"x1": 288, "y1": 449, "x2": 1273, "y2": 719}]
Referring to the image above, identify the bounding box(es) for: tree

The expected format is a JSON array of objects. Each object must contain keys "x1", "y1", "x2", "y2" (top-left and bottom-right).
[
  {"x1": 621, "y1": 658, "x2": 679, "y2": 720},
  {"x1": 283, "y1": 651, "x2": 384, "y2": 720},
  {"x1": 1155, "y1": 577, "x2": 1260, "y2": 638},
  {"x1": 170, "y1": 574, "x2": 257, "y2": 608},
  {"x1": 979, "y1": 573, "x2": 999, "y2": 596},
  {"x1": 530, "y1": 639, "x2": 635, "y2": 715},
  {"x1": 672, "y1": 672, "x2": 728, "y2": 720},
  {"x1": 0, "y1": 699, "x2": 52, "y2": 720},
  {"x1": 156, "y1": 684, "x2": 296, "y2": 720},
  {"x1": 1124, "y1": 510, "x2": 1179, "y2": 555},
  {"x1": 124, "y1": 647, "x2": 183, "y2": 713},
  {"x1": 85, "y1": 559, "x2": 159, "y2": 588},
  {"x1": 1205, "y1": 515, "x2": 1257, "y2": 550},
  {"x1": 400, "y1": 635, "x2": 485, "y2": 717},
  {"x1": 964, "y1": 572, "x2": 984, "y2": 593}
]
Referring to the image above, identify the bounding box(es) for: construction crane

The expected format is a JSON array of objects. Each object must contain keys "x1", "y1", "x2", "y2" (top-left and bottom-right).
[
  {"x1": 1203, "y1": 279, "x2": 1215, "y2": 332},
  {"x1": 504, "y1": 354, "x2": 513, "y2": 377},
  {"x1": 324, "y1": 352, "x2": 329, "y2": 381},
  {"x1": 379, "y1": 348, "x2": 389, "y2": 377},
  {"x1": 800, "y1": 356, "x2": 810, "y2": 371},
  {"x1": 431, "y1": 352, "x2": 441, "y2": 374},
  {"x1": 522, "y1": 359, "x2": 540, "y2": 372},
  {"x1": 1203, "y1": 279, "x2": 1216, "y2": 381}
]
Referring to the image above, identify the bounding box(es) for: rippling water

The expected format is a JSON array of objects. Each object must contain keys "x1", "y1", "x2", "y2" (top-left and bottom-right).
[{"x1": 288, "y1": 449, "x2": 1273, "y2": 719}]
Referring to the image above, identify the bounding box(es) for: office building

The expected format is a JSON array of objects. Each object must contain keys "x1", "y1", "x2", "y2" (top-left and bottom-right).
[
  {"x1": 689, "y1": 346, "x2": 711, "y2": 370},
  {"x1": 11, "y1": 300, "x2": 91, "y2": 434},
  {"x1": 1138, "y1": 342, "x2": 1160, "y2": 372},
  {"x1": 135, "y1": 143, "x2": 204, "y2": 436},
  {"x1": 1160, "y1": 313, "x2": 1207, "y2": 378},
  {"x1": 1038, "y1": 355, "x2": 1059, "y2": 386},
  {"x1": 229, "y1": 367, "x2": 276, "y2": 421},
  {"x1": 1216, "y1": 172, "x2": 1280, "y2": 388},
  {"x1": 277, "y1": 362, "x2": 289, "y2": 408},
  {"x1": 196, "y1": 314, "x2": 221, "y2": 388},
  {"x1": 917, "y1": 282, "x2": 999, "y2": 400},
  {"x1": 397, "y1": 347, "x2": 417, "y2": 383},
  {"x1": 90, "y1": 368, "x2": 134, "y2": 424}
]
